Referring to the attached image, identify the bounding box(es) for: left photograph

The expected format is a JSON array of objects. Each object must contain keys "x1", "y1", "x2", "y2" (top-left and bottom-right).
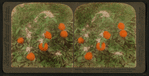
[{"x1": 11, "y1": 3, "x2": 73, "y2": 68}]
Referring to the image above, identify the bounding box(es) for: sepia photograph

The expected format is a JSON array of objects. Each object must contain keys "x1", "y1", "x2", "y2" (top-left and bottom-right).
[
  {"x1": 11, "y1": 3, "x2": 73, "y2": 68},
  {"x1": 74, "y1": 3, "x2": 136, "y2": 68}
]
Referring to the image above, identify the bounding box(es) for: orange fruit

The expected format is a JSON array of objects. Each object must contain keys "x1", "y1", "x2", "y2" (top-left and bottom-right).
[
  {"x1": 58, "y1": 23, "x2": 65, "y2": 31},
  {"x1": 26, "y1": 52, "x2": 35, "y2": 61},
  {"x1": 118, "y1": 22, "x2": 125, "y2": 30},
  {"x1": 84, "y1": 52, "x2": 93, "y2": 60},
  {"x1": 119, "y1": 30, "x2": 127, "y2": 38},
  {"x1": 78, "y1": 37, "x2": 84, "y2": 44},
  {"x1": 44, "y1": 31, "x2": 52, "y2": 39},
  {"x1": 60, "y1": 31, "x2": 68, "y2": 38},
  {"x1": 96, "y1": 42, "x2": 106, "y2": 51},
  {"x1": 17, "y1": 37, "x2": 24, "y2": 44},
  {"x1": 38, "y1": 43, "x2": 48, "y2": 51},
  {"x1": 103, "y1": 31, "x2": 111, "y2": 39}
]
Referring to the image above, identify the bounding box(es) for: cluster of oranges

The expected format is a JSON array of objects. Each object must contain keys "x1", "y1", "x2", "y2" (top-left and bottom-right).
[
  {"x1": 16, "y1": 22, "x2": 127, "y2": 61},
  {"x1": 118, "y1": 22, "x2": 127, "y2": 38},
  {"x1": 59, "y1": 23, "x2": 68, "y2": 38},
  {"x1": 78, "y1": 22, "x2": 127, "y2": 60},
  {"x1": 17, "y1": 23, "x2": 68, "y2": 61}
]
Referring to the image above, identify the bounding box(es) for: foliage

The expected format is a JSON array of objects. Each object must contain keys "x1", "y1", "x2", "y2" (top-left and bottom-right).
[
  {"x1": 74, "y1": 3, "x2": 136, "y2": 68},
  {"x1": 11, "y1": 3, "x2": 73, "y2": 68}
]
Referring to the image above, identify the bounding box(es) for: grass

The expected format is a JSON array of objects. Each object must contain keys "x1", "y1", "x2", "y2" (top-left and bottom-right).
[
  {"x1": 74, "y1": 3, "x2": 136, "y2": 68},
  {"x1": 11, "y1": 3, "x2": 73, "y2": 68}
]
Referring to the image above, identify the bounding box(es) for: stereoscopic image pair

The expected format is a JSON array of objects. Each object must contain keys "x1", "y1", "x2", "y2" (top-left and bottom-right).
[{"x1": 11, "y1": 2, "x2": 136, "y2": 68}]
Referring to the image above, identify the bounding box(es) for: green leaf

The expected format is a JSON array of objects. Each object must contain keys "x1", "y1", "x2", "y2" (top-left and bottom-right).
[
  {"x1": 23, "y1": 51, "x2": 28, "y2": 56},
  {"x1": 17, "y1": 56, "x2": 23, "y2": 62},
  {"x1": 11, "y1": 62, "x2": 19, "y2": 67},
  {"x1": 67, "y1": 21, "x2": 73, "y2": 23},
  {"x1": 108, "y1": 17, "x2": 114, "y2": 23},
  {"x1": 41, "y1": 60, "x2": 46, "y2": 65},
  {"x1": 102, "y1": 17, "x2": 106, "y2": 23},
  {"x1": 18, "y1": 63, "x2": 24, "y2": 67},
  {"x1": 55, "y1": 64, "x2": 61, "y2": 68},
  {"x1": 128, "y1": 63, "x2": 135, "y2": 66},
  {"x1": 65, "y1": 63, "x2": 73, "y2": 68},
  {"x1": 51, "y1": 18, "x2": 57, "y2": 23},
  {"x1": 92, "y1": 57, "x2": 96, "y2": 62},
  {"x1": 124, "y1": 65, "x2": 131, "y2": 67},
  {"x1": 16, "y1": 27, "x2": 21, "y2": 34},
  {"x1": 21, "y1": 46, "x2": 26, "y2": 50},
  {"x1": 81, "y1": 51, "x2": 85, "y2": 55},
  {"x1": 54, "y1": 13, "x2": 60, "y2": 15},
  {"x1": 77, "y1": 56, "x2": 83, "y2": 62},
  {"x1": 99, "y1": 42, "x2": 102, "y2": 47}
]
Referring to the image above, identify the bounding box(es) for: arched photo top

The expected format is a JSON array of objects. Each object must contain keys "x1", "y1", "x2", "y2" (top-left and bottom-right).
[
  {"x1": 74, "y1": 2, "x2": 136, "y2": 29},
  {"x1": 11, "y1": 2, "x2": 73, "y2": 24}
]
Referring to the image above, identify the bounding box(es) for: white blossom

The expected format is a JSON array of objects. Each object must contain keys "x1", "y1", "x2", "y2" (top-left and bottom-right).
[
  {"x1": 99, "y1": 31, "x2": 104, "y2": 37},
  {"x1": 19, "y1": 4, "x2": 24, "y2": 7},
  {"x1": 27, "y1": 23, "x2": 32, "y2": 28},
  {"x1": 113, "y1": 52, "x2": 123, "y2": 55},
  {"x1": 38, "y1": 39, "x2": 43, "y2": 43},
  {"x1": 98, "y1": 11, "x2": 110, "y2": 18},
  {"x1": 34, "y1": 11, "x2": 54, "y2": 23},
  {"x1": 83, "y1": 47, "x2": 90, "y2": 52},
  {"x1": 91, "y1": 45, "x2": 93, "y2": 47},
  {"x1": 86, "y1": 24, "x2": 89, "y2": 28},
  {"x1": 42, "y1": 33, "x2": 45, "y2": 37},
  {"x1": 82, "y1": 28, "x2": 86, "y2": 31},
  {"x1": 96, "y1": 38, "x2": 101, "y2": 43},
  {"x1": 25, "y1": 28, "x2": 32, "y2": 39},
  {"x1": 26, "y1": 47, "x2": 32, "y2": 52},
  {"x1": 91, "y1": 10, "x2": 110, "y2": 23},
  {"x1": 55, "y1": 51, "x2": 62, "y2": 56},
  {"x1": 84, "y1": 33, "x2": 89, "y2": 38}
]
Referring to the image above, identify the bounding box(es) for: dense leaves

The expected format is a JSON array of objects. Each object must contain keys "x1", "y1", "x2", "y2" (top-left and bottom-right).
[
  {"x1": 74, "y1": 3, "x2": 136, "y2": 68},
  {"x1": 11, "y1": 3, "x2": 73, "y2": 68}
]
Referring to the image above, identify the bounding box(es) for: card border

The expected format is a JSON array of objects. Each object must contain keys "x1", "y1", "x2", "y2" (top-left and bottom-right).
[{"x1": 3, "y1": 2, "x2": 145, "y2": 73}]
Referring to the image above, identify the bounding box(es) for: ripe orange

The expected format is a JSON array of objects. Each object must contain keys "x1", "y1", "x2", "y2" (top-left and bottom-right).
[
  {"x1": 58, "y1": 23, "x2": 65, "y2": 31},
  {"x1": 38, "y1": 43, "x2": 48, "y2": 51},
  {"x1": 103, "y1": 31, "x2": 111, "y2": 39},
  {"x1": 44, "y1": 31, "x2": 52, "y2": 39},
  {"x1": 17, "y1": 37, "x2": 24, "y2": 44},
  {"x1": 78, "y1": 37, "x2": 84, "y2": 44},
  {"x1": 96, "y1": 42, "x2": 106, "y2": 51},
  {"x1": 26, "y1": 52, "x2": 35, "y2": 61},
  {"x1": 84, "y1": 52, "x2": 93, "y2": 60},
  {"x1": 60, "y1": 31, "x2": 68, "y2": 38},
  {"x1": 119, "y1": 30, "x2": 127, "y2": 38},
  {"x1": 118, "y1": 22, "x2": 125, "y2": 30}
]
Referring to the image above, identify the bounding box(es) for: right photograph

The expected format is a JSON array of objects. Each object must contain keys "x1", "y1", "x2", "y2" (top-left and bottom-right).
[{"x1": 74, "y1": 3, "x2": 136, "y2": 68}]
